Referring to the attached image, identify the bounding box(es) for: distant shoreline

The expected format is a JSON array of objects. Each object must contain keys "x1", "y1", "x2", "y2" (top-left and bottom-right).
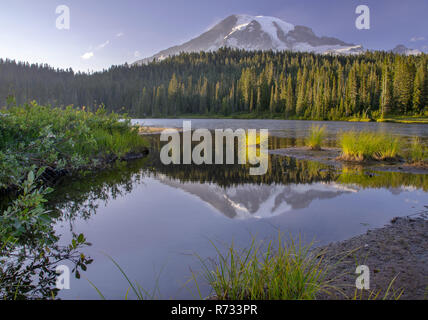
[{"x1": 135, "y1": 115, "x2": 428, "y2": 124}]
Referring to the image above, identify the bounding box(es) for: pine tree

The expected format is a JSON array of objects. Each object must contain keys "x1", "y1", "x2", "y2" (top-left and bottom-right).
[
  {"x1": 285, "y1": 76, "x2": 294, "y2": 117},
  {"x1": 380, "y1": 64, "x2": 393, "y2": 116}
]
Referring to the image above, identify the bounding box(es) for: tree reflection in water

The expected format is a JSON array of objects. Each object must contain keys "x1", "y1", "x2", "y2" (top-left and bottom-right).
[{"x1": 4, "y1": 134, "x2": 425, "y2": 298}]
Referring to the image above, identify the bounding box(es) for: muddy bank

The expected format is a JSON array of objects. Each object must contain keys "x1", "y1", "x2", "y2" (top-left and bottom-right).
[
  {"x1": 317, "y1": 216, "x2": 428, "y2": 300},
  {"x1": 270, "y1": 147, "x2": 428, "y2": 174}
]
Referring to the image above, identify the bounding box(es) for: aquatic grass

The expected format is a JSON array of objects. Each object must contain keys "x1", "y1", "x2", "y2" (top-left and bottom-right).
[
  {"x1": 407, "y1": 137, "x2": 428, "y2": 165},
  {"x1": 91, "y1": 127, "x2": 148, "y2": 158},
  {"x1": 86, "y1": 253, "x2": 162, "y2": 300},
  {"x1": 305, "y1": 125, "x2": 326, "y2": 151},
  {"x1": 196, "y1": 235, "x2": 332, "y2": 300},
  {"x1": 339, "y1": 131, "x2": 402, "y2": 162},
  {"x1": 84, "y1": 239, "x2": 406, "y2": 301}
]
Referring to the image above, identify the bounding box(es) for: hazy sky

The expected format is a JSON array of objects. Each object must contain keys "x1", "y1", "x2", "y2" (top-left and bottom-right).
[{"x1": 0, "y1": 0, "x2": 427, "y2": 72}]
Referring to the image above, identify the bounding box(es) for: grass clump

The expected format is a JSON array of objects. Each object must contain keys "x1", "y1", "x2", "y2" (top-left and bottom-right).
[
  {"x1": 406, "y1": 137, "x2": 428, "y2": 165},
  {"x1": 305, "y1": 125, "x2": 326, "y2": 151},
  {"x1": 339, "y1": 131, "x2": 402, "y2": 162},
  {"x1": 197, "y1": 236, "x2": 330, "y2": 300}
]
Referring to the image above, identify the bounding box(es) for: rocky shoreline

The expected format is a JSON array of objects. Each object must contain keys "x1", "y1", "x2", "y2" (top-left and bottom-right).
[{"x1": 317, "y1": 216, "x2": 428, "y2": 300}]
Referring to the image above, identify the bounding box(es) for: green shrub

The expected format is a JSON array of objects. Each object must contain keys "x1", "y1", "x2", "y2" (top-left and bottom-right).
[
  {"x1": 0, "y1": 169, "x2": 93, "y2": 299},
  {"x1": 0, "y1": 168, "x2": 54, "y2": 245},
  {"x1": 0, "y1": 102, "x2": 148, "y2": 190}
]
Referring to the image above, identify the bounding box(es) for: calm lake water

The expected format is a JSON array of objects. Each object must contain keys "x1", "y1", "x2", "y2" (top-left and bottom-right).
[{"x1": 54, "y1": 119, "x2": 427, "y2": 300}]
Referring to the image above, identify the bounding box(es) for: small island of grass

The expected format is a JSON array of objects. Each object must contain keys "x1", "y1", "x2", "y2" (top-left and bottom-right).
[
  {"x1": 338, "y1": 131, "x2": 402, "y2": 162},
  {"x1": 305, "y1": 125, "x2": 326, "y2": 151}
]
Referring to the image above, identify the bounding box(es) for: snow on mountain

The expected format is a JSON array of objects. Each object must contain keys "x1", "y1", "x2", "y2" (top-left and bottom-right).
[
  {"x1": 134, "y1": 14, "x2": 364, "y2": 65},
  {"x1": 391, "y1": 44, "x2": 422, "y2": 56},
  {"x1": 154, "y1": 174, "x2": 357, "y2": 220}
]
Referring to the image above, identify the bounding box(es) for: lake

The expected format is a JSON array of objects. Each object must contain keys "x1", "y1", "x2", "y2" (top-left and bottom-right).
[{"x1": 53, "y1": 119, "x2": 428, "y2": 299}]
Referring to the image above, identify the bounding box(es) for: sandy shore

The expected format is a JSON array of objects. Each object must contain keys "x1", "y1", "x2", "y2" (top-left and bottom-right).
[
  {"x1": 317, "y1": 216, "x2": 428, "y2": 300},
  {"x1": 138, "y1": 126, "x2": 183, "y2": 135}
]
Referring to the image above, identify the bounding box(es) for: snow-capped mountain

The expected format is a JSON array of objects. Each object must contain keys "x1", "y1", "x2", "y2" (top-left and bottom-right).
[
  {"x1": 154, "y1": 173, "x2": 358, "y2": 219},
  {"x1": 134, "y1": 14, "x2": 364, "y2": 65},
  {"x1": 391, "y1": 44, "x2": 422, "y2": 56}
]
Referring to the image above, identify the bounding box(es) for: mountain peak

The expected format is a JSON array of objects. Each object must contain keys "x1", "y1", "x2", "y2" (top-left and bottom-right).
[
  {"x1": 392, "y1": 44, "x2": 422, "y2": 55},
  {"x1": 134, "y1": 14, "x2": 363, "y2": 65}
]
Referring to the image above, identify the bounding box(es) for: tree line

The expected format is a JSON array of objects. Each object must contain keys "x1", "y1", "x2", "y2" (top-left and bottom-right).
[{"x1": 0, "y1": 48, "x2": 427, "y2": 119}]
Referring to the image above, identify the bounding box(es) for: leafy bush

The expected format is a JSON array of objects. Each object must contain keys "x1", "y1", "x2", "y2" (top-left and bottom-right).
[
  {"x1": 0, "y1": 102, "x2": 148, "y2": 190},
  {"x1": 0, "y1": 168, "x2": 93, "y2": 299},
  {"x1": 0, "y1": 168, "x2": 54, "y2": 245}
]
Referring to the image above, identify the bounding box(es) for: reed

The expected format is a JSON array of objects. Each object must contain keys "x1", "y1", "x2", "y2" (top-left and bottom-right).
[
  {"x1": 339, "y1": 131, "x2": 402, "y2": 161},
  {"x1": 407, "y1": 137, "x2": 428, "y2": 164},
  {"x1": 196, "y1": 235, "x2": 331, "y2": 300},
  {"x1": 305, "y1": 125, "x2": 326, "y2": 151}
]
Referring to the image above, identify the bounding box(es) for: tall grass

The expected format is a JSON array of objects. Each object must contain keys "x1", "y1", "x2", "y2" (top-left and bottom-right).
[
  {"x1": 91, "y1": 128, "x2": 148, "y2": 158},
  {"x1": 407, "y1": 137, "x2": 428, "y2": 164},
  {"x1": 305, "y1": 125, "x2": 326, "y2": 151},
  {"x1": 339, "y1": 131, "x2": 402, "y2": 161},
  {"x1": 196, "y1": 235, "x2": 330, "y2": 300},
  {"x1": 352, "y1": 274, "x2": 403, "y2": 300},
  {"x1": 85, "y1": 253, "x2": 162, "y2": 300}
]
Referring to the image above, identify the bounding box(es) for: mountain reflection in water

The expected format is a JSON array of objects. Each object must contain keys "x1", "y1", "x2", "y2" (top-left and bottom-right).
[{"x1": 46, "y1": 132, "x2": 427, "y2": 300}]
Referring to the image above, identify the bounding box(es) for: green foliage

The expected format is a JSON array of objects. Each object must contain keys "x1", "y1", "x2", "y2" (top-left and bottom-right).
[
  {"x1": 337, "y1": 168, "x2": 428, "y2": 191},
  {"x1": 0, "y1": 102, "x2": 148, "y2": 190},
  {"x1": 1, "y1": 49, "x2": 427, "y2": 120},
  {"x1": 0, "y1": 168, "x2": 54, "y2": 245},
  {"x1": 339, "y1": 131, "x2": 402, "y2": 161},
  {"x1": 0, "y1": 103, "x2": 147, "y2": 298},
  {"x1": 305, "y1": 125, "x2": 326, "y2": 150},
  {"x1": 196, "y1": 235, "x2": 329, "y2": 300},
  {"x1": 377, "y1": 115, "x2": 428, "y2": 124},
  {"x1": 0, "y1": 168, "x2": 93, "y2": 299}
]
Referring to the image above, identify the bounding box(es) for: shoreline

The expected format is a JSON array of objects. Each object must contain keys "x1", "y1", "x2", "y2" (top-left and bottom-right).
[
  {"x1": 134, "y1": 115, "x2": 428, "y2": 125},
  {"x1": 206, "y1": 216, "x2": 428, "y2": 300},
  {"x1": 317, "y1": 216, "x2": 428, "y2": 300},
  {"x1": 270, "y1": 147, "x2": 428, "y2": 175}
]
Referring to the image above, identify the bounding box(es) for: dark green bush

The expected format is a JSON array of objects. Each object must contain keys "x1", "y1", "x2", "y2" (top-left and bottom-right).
[{"x1": 0, "y1": 102, "x2": 148, "y2": 190}]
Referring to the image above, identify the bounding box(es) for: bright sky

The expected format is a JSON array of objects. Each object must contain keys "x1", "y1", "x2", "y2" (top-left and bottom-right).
[{"x1": 0, "y1": 0, "x2": 427, "y2": 72}]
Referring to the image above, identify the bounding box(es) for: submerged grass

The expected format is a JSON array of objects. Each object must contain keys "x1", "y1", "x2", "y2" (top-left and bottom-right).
[
  {"x1": 339, "y1": 131, "x2": 402, "y2": 162},
  {"x1": 305, "y1": 125, "x2": 326, "y2": 151},
  {"x1": 196, "y1": 235, "x2": 331, "y2": 300}
]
